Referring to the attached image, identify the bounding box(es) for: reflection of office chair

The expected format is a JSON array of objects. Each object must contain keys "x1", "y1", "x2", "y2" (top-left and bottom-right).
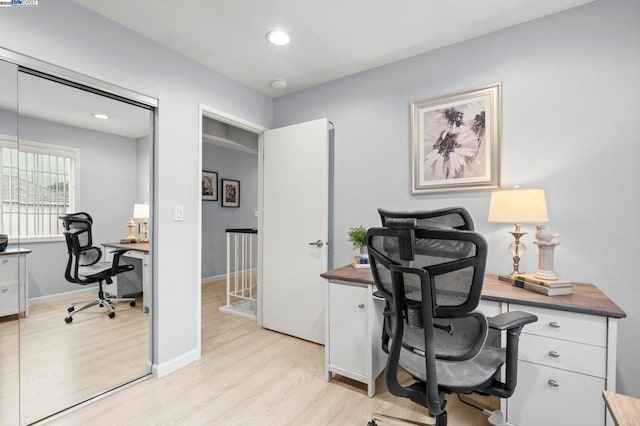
[
  {"x1": 367, "y1": 214, "x2": 537, "y2": 426},
  {"x1": 60, "y1": 212, "x2": 136, "y2": 323}
]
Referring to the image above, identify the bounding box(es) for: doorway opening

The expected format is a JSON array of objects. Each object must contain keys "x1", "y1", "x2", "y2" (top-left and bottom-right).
[{"x1": 197, "y1": 105, "x2": 266, "y2": 353}]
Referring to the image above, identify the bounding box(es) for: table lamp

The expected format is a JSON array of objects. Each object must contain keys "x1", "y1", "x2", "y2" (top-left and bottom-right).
[
  {"x1": 133, "y1": 203, "x2": 150, "y2": 243},
  {"x1": 488, "y1": 187, "x2": 548, "y2": 278}
]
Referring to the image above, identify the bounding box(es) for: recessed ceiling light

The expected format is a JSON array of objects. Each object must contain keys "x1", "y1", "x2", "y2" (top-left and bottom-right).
[
  {"x1": 270, "y1": 79, "x2": 288, "y2": 90},
  {"x1": 265, "y1": 30, "x2": 290, "y2": 46},
  {"x1": 93, "y1": 113, "x2": 109, "y2": 120}
]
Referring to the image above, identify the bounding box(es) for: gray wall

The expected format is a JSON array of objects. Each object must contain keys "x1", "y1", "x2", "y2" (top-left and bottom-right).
[
  {"x1": 0, "y1": 0, "x2": 273, "y2": 370},
  {"x1": 15, "y1": 114, "x2": 138, "y2": 298},
  {"x1": 201, "y1": 143, "x2": 258, "y2": 279},
  {"x1": 273, "y1": 0, "x2": 640, "y2": 395}
]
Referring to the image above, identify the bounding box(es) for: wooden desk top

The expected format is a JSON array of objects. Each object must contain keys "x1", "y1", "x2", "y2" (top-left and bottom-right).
[
  {"x1": 603, "y1": 391, "x2": 640, "y2": 426},
  {"x1": 321, "y1": 264, "x2": 375, "y2": 285},
  {"x1": 321, "y1": 265, "x2": 626, "y2": 319},
  {"x1": 0, "y1": 247, "x2": 32, "y2": 255},
  {"x1": 102, "y1": 242, "x2": 149, "y2": 253}
]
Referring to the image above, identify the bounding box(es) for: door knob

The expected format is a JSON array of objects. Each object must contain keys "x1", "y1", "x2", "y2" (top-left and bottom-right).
[{"x1": 308, "y1": 240, "x2": 324, "y2": 248}]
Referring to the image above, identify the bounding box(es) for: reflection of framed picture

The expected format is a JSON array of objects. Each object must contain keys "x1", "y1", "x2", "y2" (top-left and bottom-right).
[
  {"x1": 411, "y1": 82, "x2": 501, "y2": 194},
  {"x1": 202, "y1": 171, "x2": 218, "y2": 201},
  {"x1": 221, "y1": 179, "x2": 240, "y2": 208}
]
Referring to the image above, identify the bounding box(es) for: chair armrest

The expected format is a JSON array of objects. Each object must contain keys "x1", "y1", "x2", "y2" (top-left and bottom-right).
[
  {"x1": 483, "y1": 310, "x2": 538, "y2": 398},
  {"x1": 108, "y1": 248, "x2": 131, "y2": 275},
  {"x1": 488, "y1": 311, "x2": 537, "y2": 331}
]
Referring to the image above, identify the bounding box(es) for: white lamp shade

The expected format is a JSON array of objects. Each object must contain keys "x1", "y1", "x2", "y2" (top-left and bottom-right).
[
  {"x1": 133, "y1": 203, "x2": 149, "y2": 220},
  {"x1": 488, "y1": 188, "x2": 548, "y2": 224}
]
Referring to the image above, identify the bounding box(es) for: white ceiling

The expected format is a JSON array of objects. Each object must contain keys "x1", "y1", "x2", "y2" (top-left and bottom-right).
[
  {"x1": 18, "y1": 73, "x2": 151, "y2": 139},
  {"x1": 0, "y1": 68, "x2": 151, "y2": 139},
  {"x1": 74, "y1": 0, "x2": 593, "y2": 97}
]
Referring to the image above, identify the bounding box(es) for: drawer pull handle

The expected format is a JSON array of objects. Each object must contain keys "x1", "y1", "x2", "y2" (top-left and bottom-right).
[
  {"x1": 548, "y1": 351, "x2": 560, "y2": 358},
  {"x1": 358, "y1": 304, "x2": 365, "y2": 309},
  {"x1": 548, "y1": 322, "x2": 560, "y2": 328},
  {"x1": 1, "y1": 287, "x2": 7, "y2": 292},
  {"x1": 547, "y1": 380, "x2": 560, "y2": 387},
  {"x1": 1, "y1": 259, "x2": 8, "y2": 263}
]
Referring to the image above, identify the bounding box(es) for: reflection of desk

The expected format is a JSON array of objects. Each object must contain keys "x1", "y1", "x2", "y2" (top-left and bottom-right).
[
  {"x1": 0, "y1": 248, "x2": 31, "y2": 317},
  {"x1": 322, "y1": 266, "x2": 626, "y2": 425},
  {"x1": 603, "y1": 391, "x2": 640, "y2": 426},
  {"x1": 102, "y1": 242, "x2": 150, "y2": 312}
]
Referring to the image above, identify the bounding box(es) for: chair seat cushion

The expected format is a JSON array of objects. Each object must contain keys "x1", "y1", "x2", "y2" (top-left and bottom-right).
[
  {"x1": 78, "y1": 262, "x2": 113, "y2": 281},
  {"x1": 399, "y1": 345, "x2": 506, "y2": 392}
]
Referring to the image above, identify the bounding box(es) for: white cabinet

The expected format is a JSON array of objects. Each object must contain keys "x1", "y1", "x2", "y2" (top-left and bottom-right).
[
  {"x1": 506, "y1": 304, "x2": 611, "y2": 426},
  {"x1": 121, "y1": 250, "x2": 150, "y2": 313},
  {"x1": 487, "y1": 302, "x2": 616, "y2": 426},
  {"x1": 102, "y1": 244, "x2": 150, "y2": 313},
  {"x1": 325, "y1": 279, "x2": 386, "y2": 397},
  {"x1": 0, "y1": 249, "x2": 30, "y2": 317}
]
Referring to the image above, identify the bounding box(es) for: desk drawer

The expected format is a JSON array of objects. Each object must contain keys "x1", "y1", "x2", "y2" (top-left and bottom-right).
[
  {"x1": 122, "y1": 250, "x2": 144, "y2": 261},
  {"x1": 0, "y1": 256, "x2": 19, "y2": 283},
  {"x1": 478, "y1": 300, "x2": 502, "y2": 317},
  {"x1": 507, "y1": 361, "x2": 604, "y2": 426},
  {"x1": 510, "y1": 303, "x2": 606, "y2": 347},
  {"x1": 0, "y1": 281, "x2": 20, "y2": 316},
  {"x1": 519, "y1": 333, "x2": 606, "y2": 378}
]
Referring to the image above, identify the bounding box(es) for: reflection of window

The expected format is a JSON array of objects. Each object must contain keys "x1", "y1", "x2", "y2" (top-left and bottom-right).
[{"x1": 0, "y1": 138, "x2": 78, "y2": 240}]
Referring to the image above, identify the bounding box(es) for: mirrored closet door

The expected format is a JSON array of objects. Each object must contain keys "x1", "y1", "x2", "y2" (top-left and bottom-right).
[
  {"x1": 0, "y1": 58, "x2": 20, "y2": 426},
  {"x1": 1, "y1": 56, "x2": 155, "y2": 424}
]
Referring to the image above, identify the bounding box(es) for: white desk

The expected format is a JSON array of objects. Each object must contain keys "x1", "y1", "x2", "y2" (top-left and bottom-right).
[
  {"x1": 322, "y1": 266, "x2": 626, "y2": 426},
  {"x1": 0, "y1": 248, "x2": 31, "y2": 317},
  {"x1": 102, "y1": 242, "x2": 150, "y2": 313}
]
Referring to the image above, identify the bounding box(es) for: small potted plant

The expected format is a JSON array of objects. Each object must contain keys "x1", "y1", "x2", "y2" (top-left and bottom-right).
[{"x1": 348, "y1": 225, "x2": 369, "y2": 268}]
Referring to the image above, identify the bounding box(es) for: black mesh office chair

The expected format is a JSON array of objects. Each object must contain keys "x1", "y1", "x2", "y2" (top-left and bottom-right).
[
  {"x1": 367, "y1": 211, "x2": 537, "y2": 426},
  {"x1": 60, "y1": 212, "x2": 136, "y2": 323},
  {"x1": 378, "y1": 207, "x2": 475, "y2": 231}
]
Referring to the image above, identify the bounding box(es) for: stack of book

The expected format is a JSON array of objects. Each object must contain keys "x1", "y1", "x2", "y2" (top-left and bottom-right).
[
  {"x1": 500, "y1": 273, "x2": 573, "y2": 296},
  {"x1": 352, "y1": 255, "x2": 370, "y2": 269}
]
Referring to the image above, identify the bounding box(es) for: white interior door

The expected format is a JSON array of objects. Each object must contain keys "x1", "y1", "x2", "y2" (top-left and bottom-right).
[{"x1": 262, "y1": 118, "x2": 329, "y2": 344}]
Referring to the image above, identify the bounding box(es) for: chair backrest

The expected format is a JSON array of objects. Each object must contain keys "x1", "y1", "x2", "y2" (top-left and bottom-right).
[
  {"x1": 369, "y1": 217, "x2": 486, "y2": 317},
  {"x1": 59, "y1": 212, "x2": 101, "y2": 284},
  {"x1": 378, "y1": 207, "x2": 475, "y2": 231},
  {"x1": 367, "y1": 217, "x2": 488, "y2": 414},
  {"x1": 60, "y1": 212, "x2": 93, "y2": 248}
]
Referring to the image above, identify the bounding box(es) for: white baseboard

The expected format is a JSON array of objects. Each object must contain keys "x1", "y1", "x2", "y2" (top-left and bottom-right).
[
  {"x1": 152, "y1": 349, "x2": 201, "y2": 378},
  {"x1": 29, "y1": 286, "x2": 98, "y2": 305}
]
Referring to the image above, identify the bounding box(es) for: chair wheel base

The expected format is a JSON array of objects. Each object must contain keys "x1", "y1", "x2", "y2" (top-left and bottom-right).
[
  {"x1": 130, "y1": 300, "x2": 136, "y2": 307},
  {"x1": 65, "y1": 316, "x2": 73, "y2": 324},
  {"x1": 108, "y1": 312, "x2": 115, "y2": 319},
  {"x1": 67, "y1": 306, "x2": 75, "y2": 313}
]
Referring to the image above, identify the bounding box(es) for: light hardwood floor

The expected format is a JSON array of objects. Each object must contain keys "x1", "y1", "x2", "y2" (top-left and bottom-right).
[
  {"x1": 42, "y1": 280, "x2": 491, "y2": 426},
  {"x1": 1, "y1": 292, "x2": 149, "y2": 426}
]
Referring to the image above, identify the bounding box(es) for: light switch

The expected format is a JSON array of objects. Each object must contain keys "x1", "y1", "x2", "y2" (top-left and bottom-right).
[{"x1": 175, "y1": 205, "x2": 184, "y2": 222}]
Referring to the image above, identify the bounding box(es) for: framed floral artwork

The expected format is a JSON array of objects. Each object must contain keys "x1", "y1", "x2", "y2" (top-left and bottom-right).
[
  {"x1": 411, "y1": 82, "x2": 501, "y2": 194},
  {"x1": 221, "y1": 179, "x2": 240, "y2": 207},
  {"x1": 202, "y1": 171, "x2": 218, "y2": 201}
]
